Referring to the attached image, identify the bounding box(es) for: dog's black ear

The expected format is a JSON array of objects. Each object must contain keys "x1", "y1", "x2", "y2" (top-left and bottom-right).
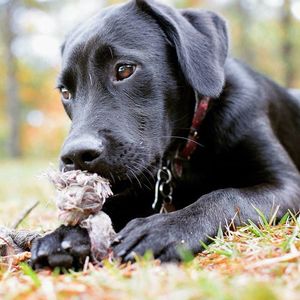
[{"x1": 136, "y1": 0, "x2": 228, "y2": 97}]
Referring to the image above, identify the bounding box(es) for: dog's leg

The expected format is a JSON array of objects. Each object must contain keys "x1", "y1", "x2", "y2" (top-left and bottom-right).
[
  {"x1": 113, "y1": 179, "x2": 300, "y2": 262},
  {"x1": 113, "y1": 126, "x2": 300, "y2": 262}
]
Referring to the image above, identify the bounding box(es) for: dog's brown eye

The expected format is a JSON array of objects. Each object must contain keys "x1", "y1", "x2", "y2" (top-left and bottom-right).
[
  {"x1": 116, "y1": 64, "x2": 136, "y2": 81},
  {"x1": 60, "y1": 87, "x2": 72, "y2": 101}
]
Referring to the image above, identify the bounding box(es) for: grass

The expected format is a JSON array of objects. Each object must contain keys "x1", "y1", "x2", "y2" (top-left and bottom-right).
[
  {"x1": 1, "y1": 159, "x2": 300, "y2": 299},
  {"x1": 0, "y1": 158, "x2": 59, "y2": 230}
]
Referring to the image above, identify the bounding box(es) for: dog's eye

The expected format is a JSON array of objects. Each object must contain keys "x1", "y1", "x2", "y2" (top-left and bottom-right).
[
  {"x1": 116, "y1": 64, "x2": 136, "y2": 81},
  {"x1": 60, "y1": 87, "x2": 72, "y2": 101}
]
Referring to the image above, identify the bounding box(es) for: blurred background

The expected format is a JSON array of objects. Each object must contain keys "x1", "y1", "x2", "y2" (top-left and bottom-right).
[{"x1": 0, "y1": 0, "x2": 299, "y2": 227}]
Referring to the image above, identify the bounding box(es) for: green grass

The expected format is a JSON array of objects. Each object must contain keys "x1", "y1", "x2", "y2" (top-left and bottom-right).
[{"x1": 1, "y1": 159, "x2": 300, "y2": 299}]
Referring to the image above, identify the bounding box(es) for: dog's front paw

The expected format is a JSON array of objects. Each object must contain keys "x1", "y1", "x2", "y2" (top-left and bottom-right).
[
  {"x1": 112, "y1": 213, "x2": 189, "y2": 262},
  {"x1": 30, "y1": 225, "x2": 91, "y2": 270}
]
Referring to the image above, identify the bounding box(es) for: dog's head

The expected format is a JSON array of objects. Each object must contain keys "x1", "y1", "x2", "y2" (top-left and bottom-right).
[{"x1": 58, "y1": 0, "x2": 228, "y2": 192}]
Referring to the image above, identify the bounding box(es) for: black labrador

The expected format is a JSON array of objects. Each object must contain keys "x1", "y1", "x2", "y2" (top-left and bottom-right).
[{"x1": 31, "y1": 0, "x2": 300, "y2": 268}]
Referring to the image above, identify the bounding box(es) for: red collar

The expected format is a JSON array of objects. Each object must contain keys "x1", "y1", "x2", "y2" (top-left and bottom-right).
[{"x1": 172, "y1": 95, "x2": 211, "y2": 178}]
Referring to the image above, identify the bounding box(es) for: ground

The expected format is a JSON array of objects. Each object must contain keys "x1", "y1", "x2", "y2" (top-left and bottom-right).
[{"x1": 1, "y1": 159, "x2": 300, "y2": 300}]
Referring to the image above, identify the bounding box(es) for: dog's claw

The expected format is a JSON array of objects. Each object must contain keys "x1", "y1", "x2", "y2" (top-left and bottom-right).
[{"x1": 112, "y1": 213, "x2": 190, "y2": 262}]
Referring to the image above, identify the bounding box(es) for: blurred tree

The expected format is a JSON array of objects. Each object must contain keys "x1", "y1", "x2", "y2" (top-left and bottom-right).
[
  {"x1": 232, "y1": 0, "x2": 254, "y2": 64},
  {"x1": 237, "y1": 0, "x2": 254, "y2": 64},
  {"x1": 1, "y1": 0, "x2": 54, "y2": 158},
  {"x1": 281, "y1": 0, "x2": 296, "y2": 87},
  {"x1": 2, "y1": 0, "x2": 22, "y2": 157},
  {"x1": 0, "y1": 0, "x2": 299, "y2": 160}
]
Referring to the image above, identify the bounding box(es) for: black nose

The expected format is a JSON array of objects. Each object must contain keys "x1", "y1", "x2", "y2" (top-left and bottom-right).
[{"x1": 60, "y1": 136, "x2": 104, "y2": 171}]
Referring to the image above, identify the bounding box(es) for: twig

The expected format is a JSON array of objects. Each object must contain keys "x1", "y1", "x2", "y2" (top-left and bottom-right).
[
  {"x1": 0, "y1": 236, "x2": 14, "y2": 257},
  {"x1": 0, "y1": 236, "x2": 14, "y2": 250},
  {"x1": 83, "y1": 256, "x2": 90, "y2": 273},
  {"x1": 248, "y1": 251, "x2": 300, "y2": 269},
  {"x1": 12, "y1": 201, "x2": 39, "y2": 229}
]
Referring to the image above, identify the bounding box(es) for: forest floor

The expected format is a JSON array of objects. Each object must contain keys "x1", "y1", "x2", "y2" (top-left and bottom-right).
[{"x1": 1, "y1": 159, "x2": 300, "y2": 300}]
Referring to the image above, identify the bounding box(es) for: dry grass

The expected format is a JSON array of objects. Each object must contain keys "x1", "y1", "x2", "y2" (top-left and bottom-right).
[{"x1": 1, "y1": 159, "x2": 300, "y2": 299}]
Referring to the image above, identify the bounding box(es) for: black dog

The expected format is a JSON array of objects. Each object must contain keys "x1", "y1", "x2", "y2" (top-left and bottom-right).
[{"x1": 31, "y1": 0, "x2": 300, "y2": 268}]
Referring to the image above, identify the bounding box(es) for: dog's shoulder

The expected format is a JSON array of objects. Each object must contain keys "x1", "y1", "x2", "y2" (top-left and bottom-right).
[{"x1": 203, "y1": 58, "x2": 300, "y2": 166}]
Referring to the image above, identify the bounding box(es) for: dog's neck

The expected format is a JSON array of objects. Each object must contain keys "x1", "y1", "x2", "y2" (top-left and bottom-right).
[
  {"x1": 152, "y1": 94, "x2": 211, "y2": 213},
  {"x1": 172, "y1": 95, "x2": 211, "y2": 178}
]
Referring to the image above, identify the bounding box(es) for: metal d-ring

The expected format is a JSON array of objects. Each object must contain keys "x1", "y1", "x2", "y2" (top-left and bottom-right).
[
  {"x1": 157, "y1": 167, "x2": 172, "y2": 183},
  {"x1": 152, "y1": 165, "x2": 174, "y2": 211}
]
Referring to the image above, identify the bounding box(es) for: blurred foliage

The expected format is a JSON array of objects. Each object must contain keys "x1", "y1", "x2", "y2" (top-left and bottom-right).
[
  {"x1": 0, "y1": 0, "x2": 299, "y2": 159},
  {"x1": 0, "y1": 59, "x2": 68, "y2": 158}
]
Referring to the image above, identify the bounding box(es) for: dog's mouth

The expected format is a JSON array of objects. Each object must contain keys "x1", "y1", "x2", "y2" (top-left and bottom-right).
[
  {"x1": 110, "y1": 178, "x2": 132, "y2": 195},
  {"x1": 104, "y1": 161, "x2": 159, "y2": 198},
  {"x1": 60, "y1": 155, "x2": 160, "y2": 197}
]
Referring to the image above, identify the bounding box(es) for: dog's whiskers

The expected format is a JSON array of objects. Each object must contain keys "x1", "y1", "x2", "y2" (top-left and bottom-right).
[
  {"x1": 127, "y1": 162, "x2": 154, "y2": 191},
  {"x1": 125, "y1": 172, "x2": 133, "y2": 185},
  {"x1": 145, "y1": 135, "x2": 205, "y2": 148},
  {"x1": 169, "y1": 136, "x2": 205, "y2": 148},
  {"x1": 109, "y1": 171, "x2": 116, "y2": 184},
  {"x1": 134, "y1": 162, "x2": 156, "y2": 183},
  {"x1": 170, "y1": 113, "x2": 191, "y2": 124},
  {"x1": 130, "y1": 162, "x2": 154, "y2": 191},
  {"x1": 89, "y1": 73, "x2": 93, "y2": 86},
  {"x1": 133, "y1": 171, "x2": 152, "y2": 191},
  {"x1": 128, "y1": 168, "x2": 143, "y2": 189}
]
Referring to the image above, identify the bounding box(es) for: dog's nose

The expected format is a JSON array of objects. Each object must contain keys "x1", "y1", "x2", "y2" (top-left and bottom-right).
[{"x1": 60, "y1": 136, "x2": 104, "y2": 171}]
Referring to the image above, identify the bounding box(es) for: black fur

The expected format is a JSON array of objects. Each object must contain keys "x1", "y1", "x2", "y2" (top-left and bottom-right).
[{"x1": 31, "y1": 0, "x2": 300, "y2": 268}]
